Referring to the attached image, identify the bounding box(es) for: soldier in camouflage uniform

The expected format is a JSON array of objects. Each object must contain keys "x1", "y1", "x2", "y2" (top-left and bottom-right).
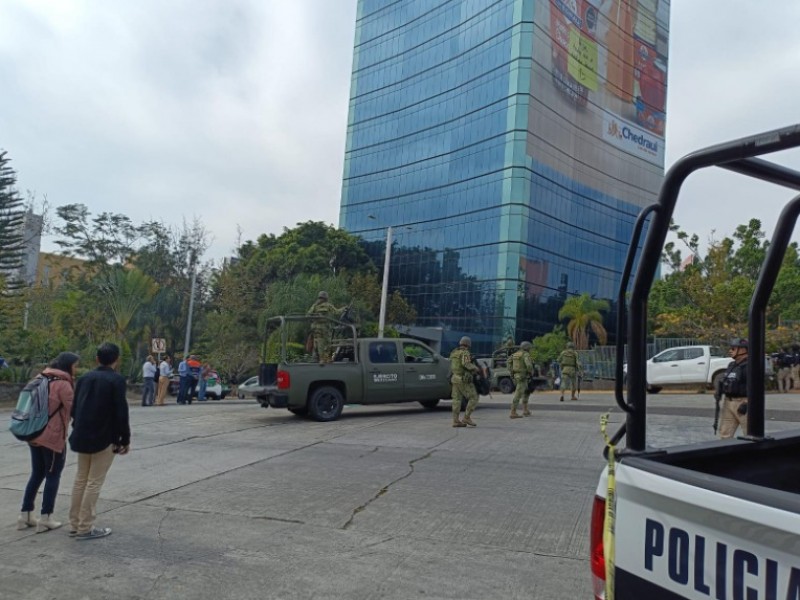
[
  {"x1": 306, "y1": 291, "x2": 346, "y2": 363},
  {"x1": 449, "y1": 336, "x2": 479, "y2": 427},
  {"x1": 557, "y1": 341, "x2": 581, "y2": 402},
  {"x1": 509, "y1": 341, "x2": 534, "y2": 418}
]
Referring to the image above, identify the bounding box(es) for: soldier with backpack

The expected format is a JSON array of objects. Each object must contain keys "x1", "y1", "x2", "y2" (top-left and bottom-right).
[
  {"x1": 509, "y1": 341, "x2": 534, "y2": 419},
  {"x1": 16, "y1": 352, "x2": 80, "y2": 533},
  {"x1": 557, "y1": 341, "x2": 582, "y2": 402}
]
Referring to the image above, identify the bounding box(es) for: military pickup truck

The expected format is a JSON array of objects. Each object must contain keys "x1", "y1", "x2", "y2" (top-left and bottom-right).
[
  {"x1": 592, "y1": 126, "x2": 800, "y2": 599},
  {"x1": 254, "y1": 316, "x2": 452, "y2": 421}
]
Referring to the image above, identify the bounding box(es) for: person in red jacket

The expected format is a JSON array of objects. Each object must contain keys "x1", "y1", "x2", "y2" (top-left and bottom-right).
[{"x1": 17, "y1": 351, "x2": 80, "y2": 533}]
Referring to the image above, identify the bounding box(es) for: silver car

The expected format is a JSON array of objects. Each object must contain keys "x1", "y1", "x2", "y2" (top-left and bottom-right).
[{"x1": 236, "y1": 376, "x2": 260, "y2": 399}]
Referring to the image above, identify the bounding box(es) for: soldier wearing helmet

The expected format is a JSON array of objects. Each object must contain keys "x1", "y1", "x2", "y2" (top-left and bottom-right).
[
  {"x1": 449, "y1": 336, "x2": 480, "y2": 427},
  {"x1": 306, "y1": 291, "x2": 346, "y2": 363},
  {"x1": 557, "y1": 341, "x2": 581, "y2": 402},
  {"x1": 509, "y1": 341, "x2": 534, "y2": 418},
  {"x1": 718, "y1": 337, "x2": 749, "y2": 439}
]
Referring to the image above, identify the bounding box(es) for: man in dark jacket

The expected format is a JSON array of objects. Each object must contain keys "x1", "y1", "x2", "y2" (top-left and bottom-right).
[{"x1": 68, "y1": 342, "x2": 131, "y2": 540}]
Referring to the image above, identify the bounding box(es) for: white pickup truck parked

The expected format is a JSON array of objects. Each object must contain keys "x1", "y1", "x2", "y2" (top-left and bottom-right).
[
  {"x1": 635, "y1": 345, "x2": 733, "y2": 393},
  {"x1": 593, "y1": 125, "x2": 800, "y2": 599}
]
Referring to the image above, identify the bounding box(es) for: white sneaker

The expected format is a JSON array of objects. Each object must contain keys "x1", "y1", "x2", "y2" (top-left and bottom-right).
[
  {"x1": 17, "y1": 512, "x2": 35, "y2": 530},
  {"x1": 36, "y1": 514, "x2": 63, "y2": 533}
]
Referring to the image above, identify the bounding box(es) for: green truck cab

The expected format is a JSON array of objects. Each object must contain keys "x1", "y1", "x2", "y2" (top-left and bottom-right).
[{"x1": 254, "y1": 316, "x2": 452, "y2": 421}]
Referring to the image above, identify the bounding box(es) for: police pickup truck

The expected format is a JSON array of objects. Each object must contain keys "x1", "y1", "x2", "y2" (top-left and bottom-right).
[
  {"x1": 254, "y1": 316, "x2": 452, "y2": 421},
  {"x1": 592, "y1": 126, "x2": 800, "y2": 599}
]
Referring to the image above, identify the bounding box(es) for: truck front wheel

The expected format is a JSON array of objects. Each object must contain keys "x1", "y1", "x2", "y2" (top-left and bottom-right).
[
  {"x1": 499, "y1": 377, "x2": 516, "y2": 394},
  {"x1": 308, "y1": 386, "x2": 345, "y2": 422}
]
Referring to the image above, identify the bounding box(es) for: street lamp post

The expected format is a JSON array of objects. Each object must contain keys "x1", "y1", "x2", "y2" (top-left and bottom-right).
[{"x1": 378, "y1": 225, "x2": 392, "y2": 339}]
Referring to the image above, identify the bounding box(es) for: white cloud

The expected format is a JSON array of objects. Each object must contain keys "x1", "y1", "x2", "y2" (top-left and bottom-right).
[{"x1": 1, "y1": 0, "x2": 798, "y2": 264}]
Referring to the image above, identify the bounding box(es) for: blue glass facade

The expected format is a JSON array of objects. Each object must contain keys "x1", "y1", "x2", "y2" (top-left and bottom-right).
[{"x1": 341, "y1": 0, "x2": 669, "y2": 354}]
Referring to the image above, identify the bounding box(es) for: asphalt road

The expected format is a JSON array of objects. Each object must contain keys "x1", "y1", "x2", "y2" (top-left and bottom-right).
[{"x1": 1, "y1": 390, "x2": 799, "y2": 599}]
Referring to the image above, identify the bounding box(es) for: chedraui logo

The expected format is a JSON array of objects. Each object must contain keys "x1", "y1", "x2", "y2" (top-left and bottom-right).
[{"x1": 603, "y1": 114, "x2": 664, "y2": 166}]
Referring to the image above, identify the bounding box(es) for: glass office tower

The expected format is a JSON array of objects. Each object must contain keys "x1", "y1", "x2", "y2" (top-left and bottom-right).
[{"x1": 340, "y1": 0, "x2": 669, "y2": 354}]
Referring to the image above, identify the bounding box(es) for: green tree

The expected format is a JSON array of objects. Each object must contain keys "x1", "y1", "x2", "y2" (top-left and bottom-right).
[
  {"x1": 0, "y1": 151, "x2": 26, "y2": 291},
  {"x1": 530, "y1": 326, "x2": 569, "y2": 365},
  {"x1": 558, "y1": 293, "x2": 609, "y2": 350}
]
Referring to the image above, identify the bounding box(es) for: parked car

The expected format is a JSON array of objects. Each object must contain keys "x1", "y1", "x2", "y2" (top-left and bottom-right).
[
  {"x1": 236, "y1": 376, "x2": 260, "y2": 399},
  {"x1": 167, "y1": 372, "x2": 230, "y2": 400},
  {"x1": 623, "y1": 345, "x2": 732, "y2": 393}
]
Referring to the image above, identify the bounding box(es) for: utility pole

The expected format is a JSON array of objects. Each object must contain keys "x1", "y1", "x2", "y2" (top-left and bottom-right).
[
  {"x1": 378, "y1": 226, "x2": 392, "y2": 338},
  {"x1": 183, "y1": 254, "x2": 197, "y2": 356}
]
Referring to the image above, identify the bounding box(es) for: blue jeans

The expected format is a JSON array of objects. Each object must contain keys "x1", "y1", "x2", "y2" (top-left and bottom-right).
[
  {"x1": 21, "y1": 445, "x2": 66, "y2": 514},
  {"x1": 198, "y1": 378, "x2": 207, "y2": 401},
  {"x1": 142, "y1": 377, "x2": 155, "y2": 406},
  {"x1": 178, "y1": 375, "x2": 191, "y2": 404}
]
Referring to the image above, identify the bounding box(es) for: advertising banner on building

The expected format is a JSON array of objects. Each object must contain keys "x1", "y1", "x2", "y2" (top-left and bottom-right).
[{"x1": 528, "y1": 0, "x2": 669, "y2": 177}]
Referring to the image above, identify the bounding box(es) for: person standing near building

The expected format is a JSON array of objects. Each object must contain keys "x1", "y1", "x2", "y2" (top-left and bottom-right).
[
  {"x1": 155, "y1": 355, "x2": 172, "y2": 406},
  {"x1": 717, "y1": 338, "x2": 749, "y2": 439},
  {"x1": 306, "y1": 291, "x2": 346, "y2": 363},
  {"x1": 68, "y1": 342, "x2": 130, "y2": 540},
  {"x1": 141, "y1": 355, "x2": 157, "y2": 406},
  {"x1": 509, "y1": 341, "x2": 534, "y2": 419},
  {"x1": 450, "y1": 336, "x2": 480, "y2": 427},
  {"x1": 557, "y1": 341, "x2": 581, "y2": 402},
  {"x1": 775, "y1": 347, "x2": 792, "y2": 393},
  {"x1": 17, "y1": 352, "x2": 80, "y2": 533}
]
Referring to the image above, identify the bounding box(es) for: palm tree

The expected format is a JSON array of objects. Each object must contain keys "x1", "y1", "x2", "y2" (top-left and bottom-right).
[
  {"x1": 96, "y1": 267, "x2": 158, "y2": 348},
  {"x1": 558, "y1": 293, "x2": 610, "y2": 350}
]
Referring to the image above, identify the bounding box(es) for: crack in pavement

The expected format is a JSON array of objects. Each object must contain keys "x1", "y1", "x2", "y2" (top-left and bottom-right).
[
  {"x1": 144, "y1": 507, "x2": 173, "y2": 599},
  {"x1": 341, "y1": 447, "x2": 439, "y2": 531}
]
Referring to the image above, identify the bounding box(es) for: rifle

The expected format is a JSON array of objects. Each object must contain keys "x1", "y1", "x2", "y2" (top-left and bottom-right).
[
  {"x1": 472, "y1": 357, "x2": 491, "y2": 396},
  {"x1": 713, "y1": 377, "x2": 723, "y2": 434}
]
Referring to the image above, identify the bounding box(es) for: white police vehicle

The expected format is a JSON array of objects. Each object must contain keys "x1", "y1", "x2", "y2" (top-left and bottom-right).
[{"x1": 592, "y1": 126, "x2": 800, "y2": 599}]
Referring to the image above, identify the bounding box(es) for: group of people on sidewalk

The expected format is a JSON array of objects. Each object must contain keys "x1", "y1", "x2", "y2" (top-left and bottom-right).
[
  {"x1": 140, "y1": 354, "x2": 217, "y2": 406},
  {"x1": 17, "y1": 342, "x2": 131, "y2": 541}
]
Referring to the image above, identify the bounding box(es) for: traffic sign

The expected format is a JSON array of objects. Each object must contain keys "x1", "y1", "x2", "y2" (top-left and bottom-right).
[{"x1": 151, "y1": 338, "x2": 166, "y2": 353}]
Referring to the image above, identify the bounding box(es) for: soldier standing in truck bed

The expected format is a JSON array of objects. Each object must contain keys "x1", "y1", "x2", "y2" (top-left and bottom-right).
[{"x1": 307, "y1": 291, "x2": 346, "y2": 363}]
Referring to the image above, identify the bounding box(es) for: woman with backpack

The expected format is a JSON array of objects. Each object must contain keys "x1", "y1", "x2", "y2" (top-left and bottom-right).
[{"x1": 17, "y1": 351, "x2": 80, "y2": 533}]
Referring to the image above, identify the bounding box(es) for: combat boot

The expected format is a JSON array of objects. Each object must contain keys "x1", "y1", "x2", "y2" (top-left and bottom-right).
[
  {"x1": 570, "y1": 395, "x2": 578, "y2": 401},
  {"x1": 522, "y1": 405, "x2": 531, "y2": 417},
  {"x1": 452, "y1": 417, "x2": 466, "y2": 428},
  {"x1": 510, "y1": 406, "x2": 523, "y2": 419},
  {"x1": 463, "y1": 414, "x2": 477, "y2": 427},
  {"x1": 559, "y1": 394, "x2": 564, "y2": 402}
]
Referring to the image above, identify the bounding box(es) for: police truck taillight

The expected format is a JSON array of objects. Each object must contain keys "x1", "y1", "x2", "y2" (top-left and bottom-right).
[
  {"x1": 590, "y1": 495, "x2": 606, "y2": 599},
  {"x1": 277, "y1": 370, "x2": 290, "y2": 390}
]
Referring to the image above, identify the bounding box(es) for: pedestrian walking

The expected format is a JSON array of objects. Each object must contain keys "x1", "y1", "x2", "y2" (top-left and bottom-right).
[
  {"x1": 68, "y1": 342, "x2": 131, "y2": 540},
  {"x1": 557, "y1": 342, "x2": 581, "y2": 402},
  {"x1": 17, "y1": 351, "x2": 80, "y2": 533},
  {"x1": 509, "y1": 341, "x2": 534, "y2": 418},
  {"x1": 141, "y1": 355, "x2": 157, "y2": 406},
  {"x1": 156, "y1": 356, "x2": 172, "y2": 406},
  {"x1": 449, "y1": 336, "x2": 480, "y2": 427}
]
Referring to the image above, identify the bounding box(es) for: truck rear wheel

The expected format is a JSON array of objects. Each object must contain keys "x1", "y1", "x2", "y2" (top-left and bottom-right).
[
  {"x1": 499, "y1": 377, "x2": 515, "y2": 394},
  {"x1": 419, "y1": 399, "x2": 440, "y2": 409},
  {"x1": 308, "y1": 386, "x2": 344, "y2": 422}
]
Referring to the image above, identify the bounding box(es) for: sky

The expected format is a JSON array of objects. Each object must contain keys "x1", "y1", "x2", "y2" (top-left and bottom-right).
[{"x1": 1, "y1": 0, "x2": 799, "y2": 263}]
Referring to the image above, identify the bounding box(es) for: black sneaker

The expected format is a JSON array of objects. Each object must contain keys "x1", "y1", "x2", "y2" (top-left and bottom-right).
[{"x1": 75, "y1": 527, "x2": 112, "y2": 540}]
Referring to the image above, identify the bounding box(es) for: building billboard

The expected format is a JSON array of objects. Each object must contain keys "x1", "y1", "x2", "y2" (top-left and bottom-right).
[{"x1": 528, "y1": 0, "x2": 669, "y2": 203}]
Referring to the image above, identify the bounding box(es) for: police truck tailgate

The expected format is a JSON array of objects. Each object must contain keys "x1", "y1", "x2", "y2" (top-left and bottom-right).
[{"x1": 592, "y1": 432, "x2": 800, "y2": 599}]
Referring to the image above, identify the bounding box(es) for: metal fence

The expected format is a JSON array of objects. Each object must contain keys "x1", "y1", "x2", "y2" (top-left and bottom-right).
[{"x1": 576, "y1": 337, "x2": 712, "y2": 380}]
